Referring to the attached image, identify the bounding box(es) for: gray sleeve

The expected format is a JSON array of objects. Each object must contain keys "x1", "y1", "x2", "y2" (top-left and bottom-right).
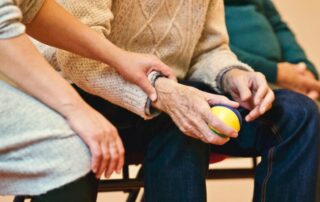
[{"x1": 0, "y1": 0, "x2": 25, "y2": 39}]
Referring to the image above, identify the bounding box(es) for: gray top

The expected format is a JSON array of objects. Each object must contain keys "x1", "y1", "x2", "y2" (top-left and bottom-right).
[{"x1": 0, "y1": 0, "x2": 45, "y2": 39}]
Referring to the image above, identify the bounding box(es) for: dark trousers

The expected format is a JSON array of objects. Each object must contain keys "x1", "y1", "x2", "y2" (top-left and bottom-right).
[
  {"x1": 75, "y1": 81, "x2": 320, "y2": 202},
  {"x1": 18, "y1": 172, "x2": 99, "y2": 202}
]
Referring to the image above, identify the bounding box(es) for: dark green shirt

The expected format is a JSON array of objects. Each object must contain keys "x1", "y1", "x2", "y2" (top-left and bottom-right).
[{"x1": 224, "y1": 0, "x2": 318, "y2": 83}]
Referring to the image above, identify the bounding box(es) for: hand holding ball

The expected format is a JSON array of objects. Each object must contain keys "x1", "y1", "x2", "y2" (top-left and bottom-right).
[{"x1": 209, "y1": 105, "x2": 242, "y2": 138}]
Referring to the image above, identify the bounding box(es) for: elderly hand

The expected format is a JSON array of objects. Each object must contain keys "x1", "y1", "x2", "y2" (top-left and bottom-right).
[
  {"x1": 152, "y1": 78, "x2": 239, "y2": 145},
  {"x1": 277, "y1": 62, "x2": 320, "y2": 100},
  {"x1": 222, "y1": 69, "x2": 275, "y2": 122},
  {"x1": 115, "y1": 51, "x2": 176, "y2": 101},
  {"x1": 63, "y1": 101, "x2": 125, "y2": 179}
]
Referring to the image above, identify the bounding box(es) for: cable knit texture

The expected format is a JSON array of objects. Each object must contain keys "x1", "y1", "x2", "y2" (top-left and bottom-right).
[{"x1": 36, "y1": 0, "x2": 253, "y2": 119}]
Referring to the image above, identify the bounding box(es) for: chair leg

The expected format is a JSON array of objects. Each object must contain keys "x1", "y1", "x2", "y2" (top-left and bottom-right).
[{"x1": 126, "y1": 166, "x2": 144, "y2": 202}]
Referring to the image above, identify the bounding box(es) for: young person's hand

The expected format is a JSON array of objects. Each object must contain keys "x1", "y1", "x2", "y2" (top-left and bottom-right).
[
  {"x1": 26, "y1": 0, "x2": 176, "y2": 102},
  {"x1": 63, "y1": 101, "x2": 125, "y2": 179},
  {"x1": 115, "y1": 51, "x2": 176, "y2": 101}
]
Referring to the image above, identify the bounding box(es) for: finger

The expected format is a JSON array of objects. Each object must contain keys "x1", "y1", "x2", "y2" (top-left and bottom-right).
[
  {"x1": 152, "y1": 62, "x2": 176, "y2": 80},
  {"x1": 97, "y1": 142, "x2": 109, "y2": 178},
  {"x1": 88, "y1": 141, "x2": 103, "y2": 178},
  {"x1": 115, "y1": 138, "x2": 125, "y2": 173},
  {"x1": 204, "y1": 93, "x2": 239, "y2": 108},
  {"x1": 202, "y1": 110, "x2": 238, "y2": 138},
  {"x1": 105, "y1": 142, "x2": 118, "y2": 178},
  {"x1": 245, "y1": 105, "x2": 260, "y2": 122},
  {"x1": 246, "y1": 89, "x2": 274, "y2": 121},
  {"x1": 253, "y1": 78, "x2": 269, "y2": 105},
  {"x1": 137, "y1": 76, "x2": 158, "y2": 101},
  {"x1": 237, "y1": 82, "x2": 252, "y2": 102},
  {"x1": 209, "y1": 134, "x2": 230, "y2": 145},
  {"x1": 192, "y1": 116, "x2": 234, "y2": 145},
  {"x1": 187, "y1": 117, "x2": 213, "y2": 143},
  {"x1": 300, "y1": 78, "x2": 320, "y2": 93},
  {"x1": 307, "y1": 90, "x2": 319, "y2": 100}
]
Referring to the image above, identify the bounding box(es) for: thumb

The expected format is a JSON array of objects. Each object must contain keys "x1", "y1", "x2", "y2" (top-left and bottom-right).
[{"x1": 138, "y1": 76, "x2": 158, "y2": 101}]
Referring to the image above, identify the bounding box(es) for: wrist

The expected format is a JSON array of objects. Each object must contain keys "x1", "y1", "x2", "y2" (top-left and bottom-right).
[
  {"x1": 152, "y1": 77, "x2": 176, "y2": 110},
  {"x1": 222, "y1": 68, "x2": 245, "y2": 93},
  {"x1": 99, "y1": 40, "x2": 127, "y2": 69},
  {"x1": 57, "y1": 95, "x2": 89, "y2": 120}
]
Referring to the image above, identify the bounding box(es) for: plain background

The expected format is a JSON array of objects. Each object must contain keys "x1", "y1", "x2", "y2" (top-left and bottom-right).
[
  {"x1": 1, "y1": 1, "x2": 320, "y2": 201},
  {"x1": 274, "y1": 0, "x2": 320, "y2": 71}
]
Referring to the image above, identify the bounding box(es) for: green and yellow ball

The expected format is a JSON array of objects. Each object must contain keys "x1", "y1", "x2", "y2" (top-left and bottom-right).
[{"x1": 209, "y1": 105, "x2": 242, "y2": 138}]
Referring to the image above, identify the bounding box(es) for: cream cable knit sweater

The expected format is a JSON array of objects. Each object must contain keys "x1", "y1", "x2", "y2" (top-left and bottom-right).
[{"x1": 36, "y1": 0, "x2": 252, "y2": 119}]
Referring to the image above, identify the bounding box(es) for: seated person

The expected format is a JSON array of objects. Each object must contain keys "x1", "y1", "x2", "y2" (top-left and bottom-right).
[
  {"x1": 224, "y1": 0, "x2": 320, "y2": 100},
  {"x1": 0, "y1": 0, "x2": 173, "y2": 201},
  {"x1": 36, "y1": 0, "x2": 320, "y2": 201}
]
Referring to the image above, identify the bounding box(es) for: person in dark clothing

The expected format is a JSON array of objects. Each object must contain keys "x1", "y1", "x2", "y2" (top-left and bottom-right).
[{"x1": 225, "y1": 0, "x2": 320, "y2": 100}]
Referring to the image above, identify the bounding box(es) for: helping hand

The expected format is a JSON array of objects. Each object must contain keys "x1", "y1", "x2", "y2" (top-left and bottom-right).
[{"x1": 115, "y1": 51, "x2": 176, "y2": 101}]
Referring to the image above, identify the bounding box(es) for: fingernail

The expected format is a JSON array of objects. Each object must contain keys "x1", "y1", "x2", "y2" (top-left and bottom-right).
[
  {"x1": 150, "y1": 93, "x2": 157, "y2": 102},
  {"x1": 245, "y1": 116, "x2": 251, "y2": 122},
  {"x1": 260, "y1": 107, "x2": 266, "y2": 113}
]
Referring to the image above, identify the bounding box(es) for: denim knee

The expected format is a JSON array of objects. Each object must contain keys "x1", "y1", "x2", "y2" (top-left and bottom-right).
[{"x1": 274, "y1": 89, "x2": 318, "y2": 119}]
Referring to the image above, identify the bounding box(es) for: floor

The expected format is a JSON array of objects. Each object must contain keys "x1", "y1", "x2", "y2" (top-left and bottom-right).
[{"x1": 0, "y1": 158, "x2": 254, "y2": 202}]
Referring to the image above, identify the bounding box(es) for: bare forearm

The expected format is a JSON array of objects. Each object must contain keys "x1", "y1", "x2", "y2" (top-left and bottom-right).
[
  {"x1": 0, "y1": 34, "x2": 85, "y2": 117},
  {"x1": 26, "y1": 0, "x2": 124, "y2": 68}
]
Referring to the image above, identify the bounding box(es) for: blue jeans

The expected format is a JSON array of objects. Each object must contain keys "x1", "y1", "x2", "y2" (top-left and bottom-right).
[{"x1": 75, "y1": 83, "x2": 319, "y2": 202}]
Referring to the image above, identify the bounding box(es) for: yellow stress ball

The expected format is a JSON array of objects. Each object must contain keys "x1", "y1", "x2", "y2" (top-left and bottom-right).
[{"x1": 210, "y1": 105, "x2": 242, "y2": 138}]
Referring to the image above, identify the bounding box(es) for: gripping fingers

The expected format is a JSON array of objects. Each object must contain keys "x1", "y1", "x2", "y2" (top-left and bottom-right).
[
  {"x1": 193, "y1": 118, "x2": 229, "y2": 144},
  {"x1": 205, "y1": 93, "x2": 239, "y2": 108},
  {"x1": 203, "y1": 110, "x2": 238, "y2": 139}
]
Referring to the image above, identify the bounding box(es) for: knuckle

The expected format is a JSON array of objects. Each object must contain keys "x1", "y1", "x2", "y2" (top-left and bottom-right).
[
  {"x1": 256, "y1": 72, "x2": 265, "y2": 78},
  {"x1": 94, "y1": 151, "x2": 103, "y2": 159},
  {"x1": 104, "y1": 153, "x2": 111, "y2": 161},
  {"x1": 112, "y1": 153, "x2": 119, "y2": 160}
]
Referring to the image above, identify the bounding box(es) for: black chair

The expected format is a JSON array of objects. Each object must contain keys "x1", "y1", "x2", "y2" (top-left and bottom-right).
[
  {"x1": 13, "y1": 154, "x2": 257, "y2": 202},
  {"x1": 98, "y1": 154, "x2": 258, "y2": 202}
]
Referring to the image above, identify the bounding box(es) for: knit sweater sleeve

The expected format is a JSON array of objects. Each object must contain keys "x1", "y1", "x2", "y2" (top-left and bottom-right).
[
  {"x1": 263, "y1": 0, "x2": 319, "y2": 79},
  {"x1": 0, "y1": 0, "x2": 25, "y2": 39},
  {"x1": 53, "y1": 0, "x2": 152, "y2": 119},
  {"x1": 188, "y1": 0, "x2": 253, "y2": 91}
]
